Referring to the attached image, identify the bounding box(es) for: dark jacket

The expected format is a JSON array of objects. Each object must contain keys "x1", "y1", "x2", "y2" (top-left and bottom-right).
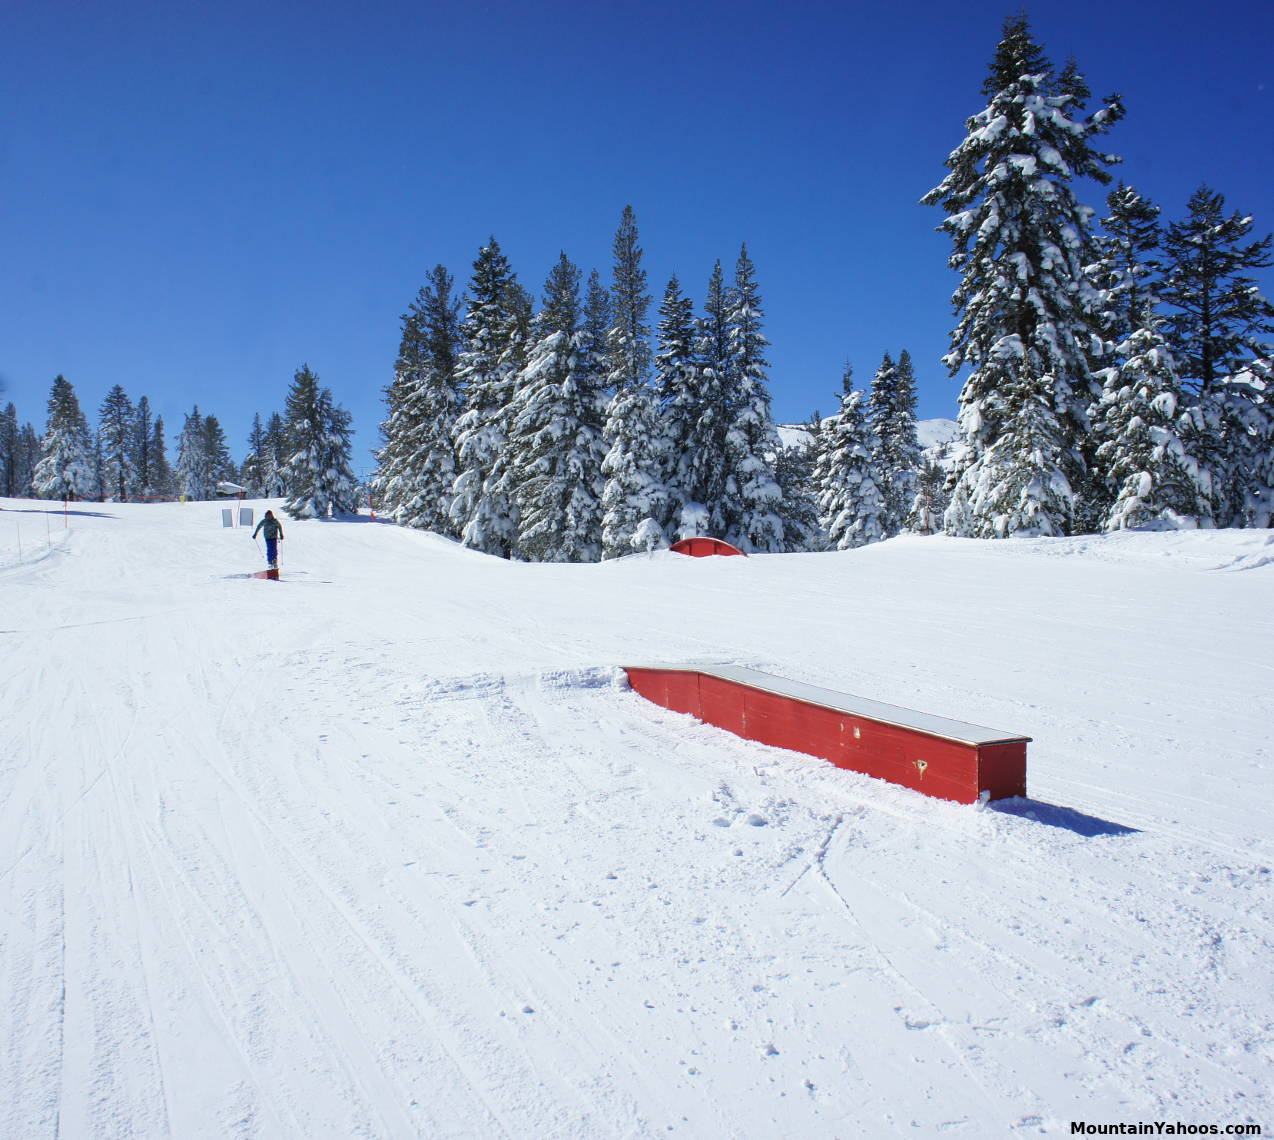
[{"x1": 253, "y1": 516, "x2": 284, "y2": 541}]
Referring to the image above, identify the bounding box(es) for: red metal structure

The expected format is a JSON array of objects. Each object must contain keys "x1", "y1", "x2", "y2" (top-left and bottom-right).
[
  {"x1": 669, "y1": 537, "x2": 746, "y2": 557},
  {"x1": 624, "y1": 664, "x2": 1028, "y2": 804}
]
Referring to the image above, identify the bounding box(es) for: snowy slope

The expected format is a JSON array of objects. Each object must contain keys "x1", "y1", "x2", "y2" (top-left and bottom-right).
[{"x1": 1, "y1": 499, "x2": 1272, "y2": 1138}]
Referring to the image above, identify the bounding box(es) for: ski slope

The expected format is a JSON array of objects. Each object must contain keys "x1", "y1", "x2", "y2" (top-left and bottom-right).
[{"x1": 1, "y1": 498, "x2": 1272, "y2": 1138}]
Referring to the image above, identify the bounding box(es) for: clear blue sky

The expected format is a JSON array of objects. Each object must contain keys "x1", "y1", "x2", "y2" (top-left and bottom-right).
[{"x1": 4, "y1": 0, "x2": 1272, "y2": 476}]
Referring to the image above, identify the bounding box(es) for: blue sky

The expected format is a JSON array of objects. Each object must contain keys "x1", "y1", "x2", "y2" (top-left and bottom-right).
[{"x1": 4, "y1": 0, "x2": 1272, "y2": 475}]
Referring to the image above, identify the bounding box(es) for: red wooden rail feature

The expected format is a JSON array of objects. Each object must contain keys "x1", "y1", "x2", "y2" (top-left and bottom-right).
[
  {"x1": 669, "y1": 537, "x2": 746, "y2": 557},
  {"x1": 623, "y1": 664, "x2": 1029, "y2": 804}
]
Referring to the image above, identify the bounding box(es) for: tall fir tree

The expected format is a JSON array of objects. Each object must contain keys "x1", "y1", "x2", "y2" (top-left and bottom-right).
[
  {"x1": 600, "y1": 380, "x2": 672, "y2": 557},
  {"x1": 1093, "y1": 309, "x2": 1213, "y2": 530},
  {"x1": 33, "y1": 376, "x2": 95, "y2": 501},
  {"x1": 578, "y1": 270, "x2": 613, "y2": 445},
  {"x1": 261, "y1": 413, "x2": 289, "y2": 496},
  {"x1": 1089, "y1": 183, "x2": 1162, "y2": 348},
  {"x1": 450, "y1": 238, "x2": 525, "y2": 557},
  {"x1": 176, "y1": 407, "x2": 216, "y2": 500},
  {"x1": 1215, "y1": 359, "x2": 1274, "y2": 526},
  {"x1": 605, "y1": 206, "x2": 652, "y2": 392},
  {"x1": 813, "y1": 373, "x2": 887, "y2": 549},
  {"x1": 149, "y1": 417, "x2": 175, "y2": 498},
  {"x1": 868, "y1": 350, "x2": 922, "y2": 535},
  {"x1": 282, "y1": 365, "x2": 359, "y2": 519},
  {"x1": 240, "y1": 414, "x2": 268, "y2": 498},
  {"x1": 15, "y1": 423, "x2": 40, "y2": 497},
  {"x1": 654, "y1": 273, "x2": 703, "y2": 536},
  {"x1": 721, "y1": 244, "x2": 785, "y2": 551},
  {"x1": 0, "y1": 403, "x2": 18, "y2": 497},
  {"x1": 375, "y1": 265, "x2": 462, "y2": 532},
  {"x1": 98, "y1": 384, "x2": 136, "y2": 501},
  {"x1": 922, "y1": 15, "x2": 1123, "y2": 537},
  {"x1": 133, "y1": 395, "x2": 156, "y2": 498},
  {"x1": 906, "y1": 458, "x2": 951, "y2": 535},
  {"x1": 1160, "y1": 186, "x2": 1274, "y2": 395},
  {"x1": 508, "y1": 255, "x2": 606, "y2": 562}
]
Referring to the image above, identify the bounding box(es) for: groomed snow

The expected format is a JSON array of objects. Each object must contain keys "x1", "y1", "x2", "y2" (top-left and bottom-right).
[{"x1": 2, "y1": 499, "x2": 1271, "y2": 1137}]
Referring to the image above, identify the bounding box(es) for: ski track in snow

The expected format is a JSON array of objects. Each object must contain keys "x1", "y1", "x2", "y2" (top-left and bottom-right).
[{"x1": 1, "y1": 499, "x2": 1272, "y2": 1137}]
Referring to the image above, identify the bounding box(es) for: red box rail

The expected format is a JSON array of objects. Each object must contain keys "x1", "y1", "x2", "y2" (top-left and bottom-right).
[{"x1": 624, "y1": 664, "x2": 1028, "y2": 804}]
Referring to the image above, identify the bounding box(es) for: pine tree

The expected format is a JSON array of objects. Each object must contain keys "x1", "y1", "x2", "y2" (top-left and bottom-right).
[
  {"x1": 149, "y1": 417, "x2": 175, "y2": 498},
  {"x1": 261, "y1": 413, "x2": 289, "y2": 496},
  {"x1": 176, "y1": 407, "x2": 216, "y2": 500},
  {"x1": 868, "y1": 350, "x2": 922, "y2": 535},
  {"x1": 375, "y1": 265, "x2": 462, "y2": 532},
  {"x1": 507, "y1": 255, "x2": 606, "y2": 562},
  {"x1": 654, "y1": 274, "x2": 705, "y2": 535},
  {"x1": 606, "y1": 206, "x2": 652, "y2": 391},
  {"x1": 721, "y1": 244, "x2": 785, "y2": 551},
  {"x1": 906, "y1": 458, "x2": 950, "y2": 535},
  {"x1": 922, "y1": 15, "x2": 1123, "y2": 537},
  {"x1": 240, "y1": 414, "x2": 268, "y2": 497},
  {"x1": 1160, "y1": 186, "x2": 1274, "y2": 394},
  {"x1": 0, "y1": 403, "x2": 18, "y2": 497},
  {"x1": 98, "y1": 384, "x2": 136, "y2": 501},
  {"x1": 1214, "y1": 359, "x2": 1274, "y2": 526},
  {"x1": 133, "y1": 396, "x2": 156, "y2": 498},
  {"x1": 450, "y1": 238, "x2": 526, "y2": 557},
  {"x1": 203, "y1": 415, "x2": 234, "y2": 485},
  {"x1": 282, "y1": 365, "x2": 359, "y2": 519},
  {"x1": 772, "y1": 426, "x2": 823, "y2": 551},
  {"x1": 15, "y1": 423, "x2": 40, "y2": 497},
  {"x1": 814, "y1": 375, "x2": 887, "y2": 549},
  {"x1": 600, "y1": 381, "x2": 672, "y2": 557},
  {"x1": 1089, "y1": 184, "x2": 1162, "y2": 347},
  {"x1": 33, "y1": 376, "x2": 95, "y2": 501},
  {"x1": 664, "y1": 262, "x2": 735, "y2": 539},
  {"x1": 1093, "y1": 310, "x2": 1212, "y2": 530}
]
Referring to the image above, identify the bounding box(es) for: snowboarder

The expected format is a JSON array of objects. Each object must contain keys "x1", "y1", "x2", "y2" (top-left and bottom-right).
[{"x1": 252, "y1": 510, "x2": 285, "y2": 568}]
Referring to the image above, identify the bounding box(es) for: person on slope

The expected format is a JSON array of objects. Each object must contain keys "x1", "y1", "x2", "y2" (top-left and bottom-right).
[{"x1": 252, "y1": 510, "x2": 285, "y2": 569}]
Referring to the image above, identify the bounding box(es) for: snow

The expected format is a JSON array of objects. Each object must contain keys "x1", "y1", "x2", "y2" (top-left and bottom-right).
[{"x1": 2, "y1": 498, "x2": 1272, "y2": 1137}]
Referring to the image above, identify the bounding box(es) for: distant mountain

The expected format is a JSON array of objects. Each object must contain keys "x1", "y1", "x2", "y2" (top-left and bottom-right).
[{"x1": 777, "y1": 418, "x2": 960, "y2": 454}]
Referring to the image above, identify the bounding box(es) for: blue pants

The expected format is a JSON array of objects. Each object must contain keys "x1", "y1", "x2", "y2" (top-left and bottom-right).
[{"x1": 265, "y1": 538, "x2": 278, "y2": 566}]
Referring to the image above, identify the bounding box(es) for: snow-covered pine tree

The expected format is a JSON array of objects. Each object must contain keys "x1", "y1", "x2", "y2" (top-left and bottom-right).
[
  {"x1": 98, "y1": 384, "x2": 136, "y2": 501},
  {"x1": 906, "y1": 458, "x2": 950, "y2": 535},
  {"x1": 1089, "y1": 183, "x2": 1161, "y2": 348},
  {"x1": 34, "y1": 376, "x2": 95, "y2": 501},
  {"x1": 922, "y1": 16, "x2": 1123, "y2": 537},
  {"x1": 664, "y1": 261, "x2": 735, "y2": 539},
  {"x1": 654, "y1": 273, "x2": 704, "y2": 537},
  {"x1": 1215, "y1": 358, "x2": 1273, "y2": 527},
  {"x1": 449, "y1": 239, "x2": 527, "y2": 557},
  {"x1": 0, "y1": 404, "x2": 18, "y2": 496},
  {"x1": 772, "y1": 418, "x2": 823, "y2": 551},
  {"x1": 15, "y1": 424, "x2": 39, "y2": 497},
  {"x1": 282, "y1": 365, "x2": 359, "y2": 519},
  {"x1": 203, "y1": 415, "x2": 234, "y2": 488},
  {"x1": 261, "y1": 413, "x2": 289, "y2": 496},
  {"x1": 133, "y1": 396, "x2": 156, "y2": 498},
  {"x1": 375, "y1": 265, "x2": 462, "y2": 532},
  {"x1": 240, "y1": 414, "x2": 268, "y2": 498},
  {"x1": 600, "y1": 379, "x2": 672, "y2": 558},
  {"x1": 1160, "y1": 186, "x2": 1274, "y2": 395},
  {"x1": 176, "y1": 407, "x2": 216, "y2": 500},
  {"x1": 605, "y1": 206, "x2": 652, "y2": 392},
  {"x1": 1093, "y1": 307, "x2": 1212, "y2": 530},
  {"x1": 149, "y1": 417, "x2": 175, "y2": 499},
  {"x1": 868, "y1": 350, "x2": 922, "y2": 535},
  {"x1": 813, "y1": 374, "x2": 887, "y2": 549},
  {"x1": 721, "y1": 244, "x2": 785, "y2": 552},
  {"x1": 507, "y1": 254, "x2": 606, "y2": 562}
]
